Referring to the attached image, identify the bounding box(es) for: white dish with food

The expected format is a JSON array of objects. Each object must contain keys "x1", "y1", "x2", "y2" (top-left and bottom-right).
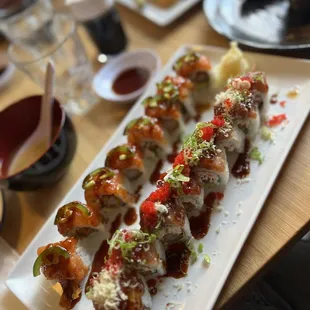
[
  {"x1": 7, "y1": 44, "x2": 310, "y2": 310},
  {"x1": 93, "y1": 49, "x2": 161, "y2": 103},
  {"x1": 117, "y1": 0, "x2": 201, "y2": 26}
]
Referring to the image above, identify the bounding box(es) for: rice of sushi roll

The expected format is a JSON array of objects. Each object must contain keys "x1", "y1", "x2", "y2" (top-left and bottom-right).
[
  {"x1": 105, "y1": 144, "x2": 145, "y2": 181},
  {"x1": 83, "y1": 168, "x2": 136, "y2": 216},
  {"x1": 157, "y1": 75, "x2": 196, "y2": 118},
  {"x1": 140, "y1": 183, "x2": 191, "y2": 244},
  {"x1": 214, "y1": 87, "x2": 260, "y2": 139},
  {"x1": 33, "y1": 237, "x2": 88, "y2": 309},
  {"x1": 248, "y1": 72, "x2": 269, "y2": 120},
  {"x1": 108, "y1": 229, "x2": 166, "y2": 276},
  {"x1": 182, "y1": 122, "x2": 229, "y2": 187},
  {"x1": 143, "y1": 95, "x2": 185, "y2": 144},
  {"x1": 173, "y1": 51, "x2": 215, "y2": 104},
  {"x1": 86, "y1": 258, "x2": 152, "y2": 310},
  {"x1": 54, "y1": 201, "x2": 103, "y2": 238},
  {"x1": 213, "y1": 116, "x2": 245, "y2": 153},
  {"x1": 124, "y1": 116, "x2": 170, "y2": 160}
]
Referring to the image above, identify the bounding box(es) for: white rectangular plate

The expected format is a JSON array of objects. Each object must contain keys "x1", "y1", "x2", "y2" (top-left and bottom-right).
[
  {"x1": 7, "y1": 45, "x2": 310, "y2": 310},
  {"x1": 117, "y1": 0, "x2": 201, "y2": 26}
]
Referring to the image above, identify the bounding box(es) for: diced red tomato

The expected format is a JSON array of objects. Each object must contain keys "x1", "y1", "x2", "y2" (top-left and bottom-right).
[
  {"x1": 267, "y1": 114, "x2": 287, "y2": 127},
  {"x1": 201, "y1": 126, "x2": 214, "y2": 141},
  {"x1": 211, "y1": 117, "x2": 225, "y2": 128}
]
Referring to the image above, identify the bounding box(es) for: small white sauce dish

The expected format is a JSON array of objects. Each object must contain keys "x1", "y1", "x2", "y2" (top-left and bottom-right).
[{"x1": 92, "y1": 49, "x2": 161, "y2": 103}]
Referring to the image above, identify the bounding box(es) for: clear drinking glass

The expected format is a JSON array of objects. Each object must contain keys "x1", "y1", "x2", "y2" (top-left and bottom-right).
[
  {"x1": 0, "y1": 0, "x2": 55, "y2": 48},
  {"x1": 8, "y1": 13, "x2": 98, "y2": 115}
]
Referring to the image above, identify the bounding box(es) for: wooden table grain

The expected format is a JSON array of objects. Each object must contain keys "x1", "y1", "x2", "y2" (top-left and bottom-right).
[{"x1": 0, "y1": 3, "x2": 309, "y2": 309}]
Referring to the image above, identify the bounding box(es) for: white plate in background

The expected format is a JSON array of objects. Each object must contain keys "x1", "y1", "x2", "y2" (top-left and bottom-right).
[
  {"x1": 117, "y1": 0, "x2": 201, "y2": 26},
  {"x1": 6, "y1": 45, "x2": 310, "y2": 310}
]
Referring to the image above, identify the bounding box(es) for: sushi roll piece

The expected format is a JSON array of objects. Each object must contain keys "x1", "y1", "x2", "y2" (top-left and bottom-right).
[
  {"x1": 124, "y1": 116, "x2": 170, "y2": 160},
  {"x1": 157, "y1": 75, "x2": 196, "y2": 118},
  {"x1": 182, "y1": 122, "x2": 229, "y2": 187},
  {"x1": 214, "y1": 87, "x2": 260, "y2": 139},
  {"x1": 33, "y1": 237, "x2": 88, "y2": 309},
  {"x1": 54, "y1": 201, "x2": 103, "y2": 238},
  {"x1": 140, "y1": 183, "x2": 191, "y2": 244},
  {"x1": 83, "y1": 167, "x2": 136, "y2": 216},
  {"x1": 108, "y1": 229, "x2": 166, "y2": 276},
  {"x1": 105, "y1": 144, "x2": 145, "y2": 181},
  {"x1": 173, "y1": 51, "x2": 214, "y2": 104},
  {"x1": 213, "y1": 116, "x2": 245, "y2": 153},
  {"x1": 161, "y1": 153, "x2": 205, "y2": 213},
  {"x1": 227, "y1": 72, "x2": 269, "y2": 120},
  {"x1": 248, "y1": 72, "x2": 269, "y2": 120},
  {"x1": 143, "y1": 95, "x2": 185, "y2": 143},
  {"x1": 86, "y1": 259, "x2": 152, "y2": 310}
]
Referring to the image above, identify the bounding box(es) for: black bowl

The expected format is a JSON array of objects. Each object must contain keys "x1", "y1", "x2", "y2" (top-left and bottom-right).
[{"x1": 0, "y1": 95, "x2": 77, "y2": 191}]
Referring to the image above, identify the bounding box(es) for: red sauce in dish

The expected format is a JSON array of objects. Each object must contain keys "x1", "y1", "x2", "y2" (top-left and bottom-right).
[
  {"x1": 112, "y1": 67, "x2": 149, "y2": 95},
  {"x1": 165, "y1": 243, "x2": 190, "y2": 278},
  {"x1": 124, "y1": 207, "x2": 137, "y2": 226},
  {"x1": 147, "y1": 279, "x2": 158, "y2": 296},
  {"x1": 232, "y1": 139, "x2": 251, "y2": 179},
  {"x1": 150, "y1": 160, "x2": 163, "y2": 184},
  {"x1": 189, "y1": 193, "x2": 216, "y2": 239}
]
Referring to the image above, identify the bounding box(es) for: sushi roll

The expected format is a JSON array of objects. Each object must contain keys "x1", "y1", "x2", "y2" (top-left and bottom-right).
[
  {"x1": 86, "y1": 259, "x2": 152, "y2": 310},
  {"x1": 248, "y1": 72, "x2": 269, "y2": 120},
  {"x1": 227, "y1": 72, "x2": 269, "y2": 120},
  {"x1": 161, "y1": 153, "x2": 205, "y2": 213},
  {"x1": 173, "y1": 51, "x2": 214, "y2": 104},
  {"x1": 214, "y1": 87, "x2": 260, "y2": 139},
  {"x1": 213, "y1": 116, "x2": 245, "y2": 153},
  {"x1": 83, "y1": 167, "x2": 136, "y2": 216},
  {"x1": 54, "y1": 201, "x2": 103, "y2": 238},
  {"x1": 124, "y1": 116, "x2": 169, "y2": 160},
  {"x1": 182, "y1": 122, "x2": 229, "y2": 187},
  {"x1": 108, "y1": 229, "x2": 166, "y2": 276},
  {"x1": 157, "y1": 75, "x2": 196, "y2": 118},
  {"x1": 140, "y1": 183, "x2": 191, "y2": 244},
  {"x1": 33, "y1": 238, "x2": 88, "y2": 309},
  {"x1": 105, "y1": 144, "x2": 145, "y2": 181},
  {"x1": 143, "y1": 95, "x2": 185, "y2": 143}
]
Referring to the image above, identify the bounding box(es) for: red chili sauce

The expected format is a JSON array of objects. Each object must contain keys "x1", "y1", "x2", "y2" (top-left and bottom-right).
[{"x1": 112, "y1": 67, "x2": 149, "y2": 95}]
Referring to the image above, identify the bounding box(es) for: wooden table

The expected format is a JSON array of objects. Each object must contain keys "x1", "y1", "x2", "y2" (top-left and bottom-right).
[{"x1": 1, "y1": 2, "x2": 310, "y2": 309}]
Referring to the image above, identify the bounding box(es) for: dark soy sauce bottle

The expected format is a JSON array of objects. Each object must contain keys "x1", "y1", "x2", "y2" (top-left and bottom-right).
[{"x1": 68, "y1": 0, "x2": 127, "y2": 56}]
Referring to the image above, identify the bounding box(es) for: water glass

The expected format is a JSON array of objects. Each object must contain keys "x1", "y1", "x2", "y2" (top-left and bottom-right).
[
  {"x1": 0, "y1": 0, "x2": 55, "y2": 48},
  {"x1": 8, "y1": 13, "x2": 98, "y2": 115}
]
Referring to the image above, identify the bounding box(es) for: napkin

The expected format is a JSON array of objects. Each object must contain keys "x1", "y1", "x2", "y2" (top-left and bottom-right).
[{"x1": 0, "y1": 237, "x2": 27, "y2": 310}]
